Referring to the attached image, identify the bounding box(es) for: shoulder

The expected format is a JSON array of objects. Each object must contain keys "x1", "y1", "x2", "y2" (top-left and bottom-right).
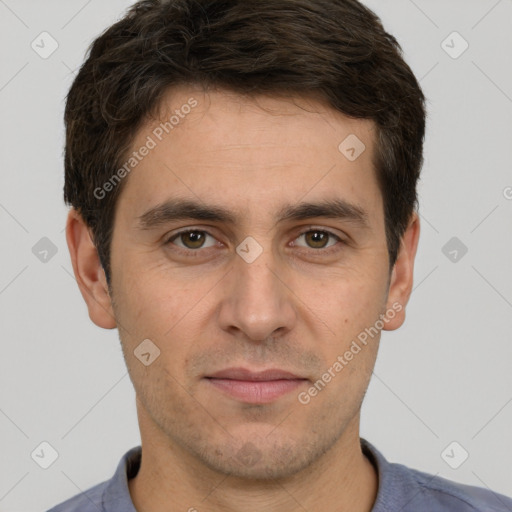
[
  {"x1": 399, "y1": 463, "x2": 512, "y2": 512},
  {"x1": 46, "y1": 445, "x2": 141, "y2": 512},
  {"x1": 46, "y1": 480, "x2": 108, "y2": 512},
  {"x1": 362, "y1": 439, "x2": 512, "y2": 512}
]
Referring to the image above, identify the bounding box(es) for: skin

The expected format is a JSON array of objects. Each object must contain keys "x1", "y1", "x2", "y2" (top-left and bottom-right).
[{"x1": 66, "y1": 86, "x2": 420, "y2": 512}]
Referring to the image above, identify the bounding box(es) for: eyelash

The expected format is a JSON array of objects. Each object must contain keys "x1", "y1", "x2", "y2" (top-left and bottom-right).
[{"x1": 164, "y1": 227, "x2": 344, "y2": 257}]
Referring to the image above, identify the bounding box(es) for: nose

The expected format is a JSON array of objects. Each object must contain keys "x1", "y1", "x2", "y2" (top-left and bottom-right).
[{"x1": 217, "y1": 246, "x2": 297, "y2": 343}]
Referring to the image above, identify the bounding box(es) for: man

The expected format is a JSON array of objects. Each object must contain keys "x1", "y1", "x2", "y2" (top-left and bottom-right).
[{"x1": 49, "y1": 0, "x2": 512, "y2": 510}]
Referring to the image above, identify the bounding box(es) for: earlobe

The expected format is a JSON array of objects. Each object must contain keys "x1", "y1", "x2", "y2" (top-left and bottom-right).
[
  {"x1": 65, "y1": 209, "x2": 117, "y2": 329},
  {"x1": 383, "y1": 212, "x2": 420, "y2": 331}
]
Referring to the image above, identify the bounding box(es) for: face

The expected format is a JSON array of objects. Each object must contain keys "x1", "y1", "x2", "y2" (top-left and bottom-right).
[{"x1": 74, "y1": 86, "x2": 416, "y2": 480}]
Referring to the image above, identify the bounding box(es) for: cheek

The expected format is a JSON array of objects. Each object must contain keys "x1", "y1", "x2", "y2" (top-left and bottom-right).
[
  {"x1": 115, "y1": 261, "x2": 204, "y2": 331},
  {"x1": 311, "y1": 269, "x2": 388, "y2": 335}
]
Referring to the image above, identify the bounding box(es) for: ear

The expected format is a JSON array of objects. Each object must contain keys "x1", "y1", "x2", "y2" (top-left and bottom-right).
[
  {"x1": 382, "y1": 212, "x2": 420, "y2": 331},
  {"x1": 65, "y1": 209, "x2": 117, "y2": 329}
]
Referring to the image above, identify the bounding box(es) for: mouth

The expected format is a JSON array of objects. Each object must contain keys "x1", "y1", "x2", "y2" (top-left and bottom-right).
[{"x1": 204, "y1": 367, "x2": 309, "y2": 404}]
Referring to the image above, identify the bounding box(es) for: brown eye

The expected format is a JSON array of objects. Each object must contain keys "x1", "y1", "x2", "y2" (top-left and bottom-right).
[
  {"x1": 294, "y1": 230, "x2": 340, "y2": 250},
  {"x1": 305, "y1": 231, "x2": 329, "y2": 248},
  {"x1": 168, "y1": 230, "x2": 216, "y2": 250}
]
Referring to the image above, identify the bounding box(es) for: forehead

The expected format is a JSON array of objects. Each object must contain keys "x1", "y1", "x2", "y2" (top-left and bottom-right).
[{"x1": 116, "y1": 86, "x2": 382, "y2": 227}]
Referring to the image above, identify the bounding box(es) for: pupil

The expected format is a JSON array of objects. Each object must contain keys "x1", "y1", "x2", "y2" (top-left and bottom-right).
[
  {"x1": 308, "y1": 231, "x2": 327, "y2": 248},
  {"x1": 185, "y1": 231, "x2": 204, "y2": 247}
]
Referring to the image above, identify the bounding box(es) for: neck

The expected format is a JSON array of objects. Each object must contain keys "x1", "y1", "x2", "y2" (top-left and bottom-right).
[{"x1": 129, "y1": 413, "x2": 378, "y2": 512}]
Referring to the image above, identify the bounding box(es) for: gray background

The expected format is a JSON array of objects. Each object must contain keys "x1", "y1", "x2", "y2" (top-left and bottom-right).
[{"x1": 1, "y1": 0, "x2": 511, "y2": 510}]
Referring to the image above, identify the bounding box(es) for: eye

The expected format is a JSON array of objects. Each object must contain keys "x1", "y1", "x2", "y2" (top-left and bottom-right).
[
  {"x1": 167, "y1": 229, "x2": 218, "y2": 250},
  {"x1": 165, "y1": 227, "x2": 344, "y2": 255},
  {"x1": 293, "y1": 229, "x2": 342, "y2": 250}
]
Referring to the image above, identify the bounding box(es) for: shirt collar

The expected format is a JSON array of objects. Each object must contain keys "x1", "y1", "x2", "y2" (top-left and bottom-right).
[
  {"x1": 101, "y1": 439, "x2": 401, "y2": 511},
  {"x1": 101, "y1": 445, "x2": 141, "y2": 512}
]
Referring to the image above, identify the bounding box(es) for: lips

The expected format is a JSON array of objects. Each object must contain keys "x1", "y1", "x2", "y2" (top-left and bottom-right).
[
  {"x1": 204, "y1": 367, "x2": 308, "y2": 404},
  {"x1": 207, "y1": 367, "x2": 304, "y2": 381}
]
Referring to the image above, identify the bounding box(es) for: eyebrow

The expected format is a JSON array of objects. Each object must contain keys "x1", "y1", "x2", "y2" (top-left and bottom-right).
[{"x1": 137, "y1": 197, "x2": 370, "y2": 231}]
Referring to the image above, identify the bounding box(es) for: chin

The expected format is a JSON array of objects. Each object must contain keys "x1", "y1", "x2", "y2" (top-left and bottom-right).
[{"x1": 191, "y1": 434, "x2": 318, "y2": 481}]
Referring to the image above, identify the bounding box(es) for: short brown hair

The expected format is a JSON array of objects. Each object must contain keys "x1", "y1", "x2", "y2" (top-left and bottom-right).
[{"x1": 64, "y1": 0, "x2": 426, "y2": 286}]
